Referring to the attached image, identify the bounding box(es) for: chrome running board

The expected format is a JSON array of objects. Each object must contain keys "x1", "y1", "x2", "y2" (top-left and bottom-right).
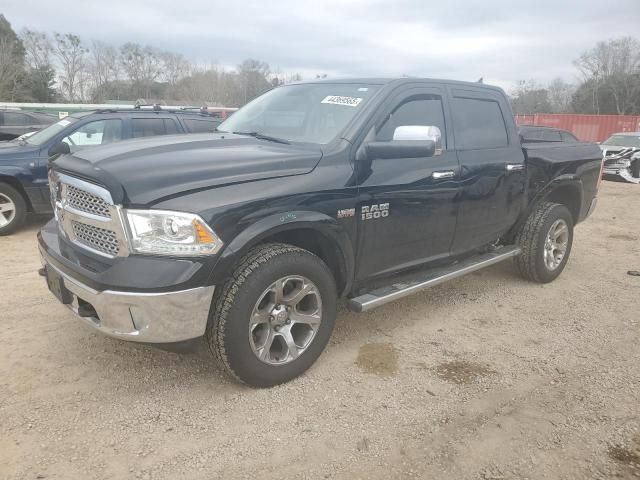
[{"x1": 348, "y1": 246, "x2": 521, "y2": 313}]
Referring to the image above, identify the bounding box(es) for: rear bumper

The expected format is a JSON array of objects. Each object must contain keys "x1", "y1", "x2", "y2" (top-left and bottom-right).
[{"x1": 584, "y1": 197, "x2": 598, "y2": 220}]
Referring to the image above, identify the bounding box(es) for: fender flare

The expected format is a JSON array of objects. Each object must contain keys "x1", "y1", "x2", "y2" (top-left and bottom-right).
[
  {"x1": 0, "y1": 165, "x2": 37, "y2": 208},
  {"x1": 208, "y1": 210, "x2": 355, "y2": 295},
  {"x1": 509, "y1": 174, "x2": 583, "y2": 237}
]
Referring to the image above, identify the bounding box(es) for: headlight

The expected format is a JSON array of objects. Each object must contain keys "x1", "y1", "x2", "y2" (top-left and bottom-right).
[{"x1": 124, "y1": 209, "x2": 223, "y2": 256}]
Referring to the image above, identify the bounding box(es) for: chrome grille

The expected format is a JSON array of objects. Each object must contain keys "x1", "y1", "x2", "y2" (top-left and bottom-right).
[
  {"x1": 50, "y1": 171, "x2": 128, "y2": 259},
  {"x1": 72, "y1": 221, "x2": 120, "y2": 256},
  {"x1": 65, "y1": 184, "x2": 112, "y2": 218}
]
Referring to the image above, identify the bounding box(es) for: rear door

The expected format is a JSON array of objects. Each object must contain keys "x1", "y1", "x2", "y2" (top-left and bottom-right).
[
  {"x1": 354, "y1": 85, "x2": 460, "y2": 280},
  {"x1": 448, "y1": 87, "x2": 525, "y2": 255}
]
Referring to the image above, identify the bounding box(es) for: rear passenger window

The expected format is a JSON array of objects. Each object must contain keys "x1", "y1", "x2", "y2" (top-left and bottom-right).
[
  {"x1": 541, "y1": 130, "x2": 562, "y2": 142},
  {"x1": 131, "y1": 118, "x2": 179, "y2": 138},
  {"x1": 452, "y1": 97, "x2": 508, "y2": 149},
  {"x1": 377, "y1": 96, "x2": 446, "y2": 146},
  {"x1": 184, "y1": 118, "x2": 217, "y2": 133},
  {"x1": 3, "y1": 112, "x2": 28, "y2": 125}
]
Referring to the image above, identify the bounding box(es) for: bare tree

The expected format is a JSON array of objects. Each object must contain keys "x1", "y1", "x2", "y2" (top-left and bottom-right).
[
  {"x1": 236, "y1": 59, "x2": 271, "y2": 104},
  {"x1": 574, "y1": 37, "x2": 640, "y2": 115},
  {"x1": 53, "y1": 33, "x2": 88, "y2": 101},
  {"x1": 547, "y1": 78, "x2": 575, "y2": 113},
  {"x1": 161, "y1": 51, "x2": 190, "y2": 87},
  {"x1": 21, "y1": 29, "x2": 52, "y2": 70},
  {"x1": 510, "y1": 80, "x2": 552, "y2": 114},
  {"x1": 120, "y1": 43, "x2": 164, "y2": 99},
  {"x1": 88, "y1": 40, "x2": 120, "y2": 101}
]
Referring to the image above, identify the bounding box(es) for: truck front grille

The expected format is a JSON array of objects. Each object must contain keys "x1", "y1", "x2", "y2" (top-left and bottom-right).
[
  {"x1": 49, "y1": 171, "x2": 128, "y2": 259},
  {"x1": 66, "y1": 184, "x2": 112, "y2": 218},
  {"x1": 71, "y1": 221, "x2": 120, "y2": 257}
]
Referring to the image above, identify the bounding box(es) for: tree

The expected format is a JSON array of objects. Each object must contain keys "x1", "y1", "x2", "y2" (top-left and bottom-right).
[
  {"x1": 20, "y1": 29, "x2": 56, "y2": 101},
  {"x1": 510, "y1": 80, "x2": 552, "y2": 114},
  {"x1": 88, "y1": 40, "x2": 120, "y2": 102},
  {"x1": 0, "y1": 14, "x2": 28, "y2": 101},
  {"x1": 547, "y1": 78, "x2": 575, "y2": 113},
  {"x1": 120, "y1": 42, "x2": 164, "y2": 99},
  {"x1": 236, "y1": 59, "x2": 271, "y2": 104},
  {"x1": 53, "y1": 33, "x2": 88, "y2": 101},
  {"x1": 573, "y1": 37, "x2": 640, "y2": 115}
]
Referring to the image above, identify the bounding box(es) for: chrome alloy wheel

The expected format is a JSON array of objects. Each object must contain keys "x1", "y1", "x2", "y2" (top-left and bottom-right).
[
  {"x1": 543, "y1": 219, "x2": 569, "y2": 270},
  {"x1": 0, "y1": 193, "x2": 16, "y2": 228},
  {"x1": 249, "y1": 276, "x2": 322, "y2": 365}
]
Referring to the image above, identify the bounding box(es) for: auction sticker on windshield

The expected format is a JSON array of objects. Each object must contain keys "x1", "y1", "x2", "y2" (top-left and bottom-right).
[{"x1": 321, "y1": 95, "x2": 363, "y2": 107}]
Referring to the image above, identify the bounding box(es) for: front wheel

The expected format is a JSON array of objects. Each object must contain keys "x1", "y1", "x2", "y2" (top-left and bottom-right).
[
  {"x1": 207, "y1": 243, "x2": 337, "y2": 387},
  {"x1": 515, "y1": 202, "x2": 574, "y2": 283},
  {"x1": 0, "y1": 183, "x2": 27, "y2": 236}
]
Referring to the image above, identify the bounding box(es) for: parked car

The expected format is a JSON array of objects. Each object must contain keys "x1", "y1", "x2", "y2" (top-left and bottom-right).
[
  {"x1": 600, "y1": 132, "x2": 640, "y2": 183},
  {"x1": 518, "y1": 125, "x2": 579, "y2": 143},
  {"x1": 39, "y1": 78, "x2": 603, "y2": 387},
  {"x1": 0, "y1": 109, "x2": 57, "y2": 141},
  {"x1": 0, "y1": 108, "x2": 223, "y2": 234}
]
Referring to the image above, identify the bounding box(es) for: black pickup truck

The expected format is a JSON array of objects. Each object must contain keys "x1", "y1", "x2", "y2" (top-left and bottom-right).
[{"x1": 39, "y1": 79, "x2": 603, "y2": 387}]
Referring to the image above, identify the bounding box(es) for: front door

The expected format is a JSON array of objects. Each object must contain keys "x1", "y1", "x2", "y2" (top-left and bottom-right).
[{"x1": 354, "y1": 86, "x2": 460, "y2": 281}]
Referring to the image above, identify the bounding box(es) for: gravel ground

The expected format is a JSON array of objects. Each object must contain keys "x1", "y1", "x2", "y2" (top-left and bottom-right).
[{"x1": 1, "y1": 180, "x2": 639, "y2": 480}]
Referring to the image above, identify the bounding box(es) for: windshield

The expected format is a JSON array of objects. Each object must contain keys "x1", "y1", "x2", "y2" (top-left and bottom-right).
[
  {"x1": 602, "y1": 135, "x2": 640, "y2": 148},
  {"x1": 26, "y1": 117, "x2": 78, "y2": 146},
  {"x1": 218, "y1": 83, "x2": 380, "y2": 144}
]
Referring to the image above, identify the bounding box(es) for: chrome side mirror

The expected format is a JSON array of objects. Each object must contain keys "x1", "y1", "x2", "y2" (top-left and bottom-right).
[{"x1": 393, "y1": 125, "x2": 443, "y2": 155}]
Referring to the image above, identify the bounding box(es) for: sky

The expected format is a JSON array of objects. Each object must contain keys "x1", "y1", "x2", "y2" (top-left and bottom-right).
[{"x1": 2, "y1": 0, "x2": 639, "y2": 91}]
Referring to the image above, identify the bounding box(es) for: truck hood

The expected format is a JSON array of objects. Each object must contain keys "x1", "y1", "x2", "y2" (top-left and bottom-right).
[{"x1": 53, "y1": 133, "x2": 323, "y2": 206}]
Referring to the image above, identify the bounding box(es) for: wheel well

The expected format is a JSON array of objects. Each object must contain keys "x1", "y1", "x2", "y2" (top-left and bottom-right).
[
  {"x1": 546, "y1": 185, "x2": 581, "y2": 224},
  {"x1": 0, "y1": 175, "x2": 32, "y2": 212},
  {"x1": 261, "y1": 228, "x2": 348, "y2": 295}
]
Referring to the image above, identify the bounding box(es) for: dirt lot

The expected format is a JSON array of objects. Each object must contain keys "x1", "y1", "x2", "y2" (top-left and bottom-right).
[{"x1": 1, "y1": 180, "x2": 639, "y2": 480}]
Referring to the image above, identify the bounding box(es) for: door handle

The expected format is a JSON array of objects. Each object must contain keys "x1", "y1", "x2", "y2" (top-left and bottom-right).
[
  {"x1": 432, "y1": 170, "x2": 455, "y2": 179},
  {"x1": 506, "y1": 163, "x2": 525, "y2": 171}
]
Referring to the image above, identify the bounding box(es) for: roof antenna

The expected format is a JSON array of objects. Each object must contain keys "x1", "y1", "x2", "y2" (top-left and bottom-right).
[{"x1": 477, "y1": 77, "x2": 484, "y2": 84}]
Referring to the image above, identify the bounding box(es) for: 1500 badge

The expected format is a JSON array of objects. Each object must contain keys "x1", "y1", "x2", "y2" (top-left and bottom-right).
[{"x1": 361, "y1": 203, "x2": 389, "y2": 220}]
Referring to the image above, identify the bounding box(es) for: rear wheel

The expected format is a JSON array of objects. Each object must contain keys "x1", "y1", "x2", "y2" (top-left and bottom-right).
[
  {"x1": 207, "y1": 243, "x2": 337, "y2": 387},
  {"x1": 515, "y1": 202, "x2": 573, "y2": 283},
  {"x1": 0, "y1": 183, "x2": 27, "y2": 236}
]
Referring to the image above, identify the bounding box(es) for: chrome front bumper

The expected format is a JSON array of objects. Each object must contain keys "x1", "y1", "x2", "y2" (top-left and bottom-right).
[{"x1": 40, "y1": 254, "x2": 215, "y2": 343}]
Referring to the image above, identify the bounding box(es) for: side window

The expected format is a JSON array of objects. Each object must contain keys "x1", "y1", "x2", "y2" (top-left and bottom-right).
[
  {"x1": 521, "y1": 129, "x2": 542, "y2": 142},
  {"x1": 3, "y1": 112, "x2": 28, "y2": 126},
  {"x1": 377, "y1": 96, "x2": 446, "y2": 146},
  {"x1": 541, "y1": 130, "x2": 562, "y2": 142},
  {"x1": 62, "y1": 119, "x2": 123, "y2": 148},
  {"x1": 561, "y1": 132, "x2": 578, "y2": 142},
  {"x1": 164, "y1": 118, "x2": 179, "y2": 135},
  {"x1": 452, "y1": 97, "x2": 508, "y2": 149},
  {"x1": 132, "y1": 118, "x2": 178, "y2": 138},
  {"x1": 184, "y1": 118, "x2": 218, "y2": 133}
]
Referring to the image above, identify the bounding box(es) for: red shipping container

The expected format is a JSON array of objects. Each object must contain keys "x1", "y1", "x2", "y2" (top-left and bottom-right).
[{"x1": 514, "y1": 114, "x2": 640, "y2": 143}]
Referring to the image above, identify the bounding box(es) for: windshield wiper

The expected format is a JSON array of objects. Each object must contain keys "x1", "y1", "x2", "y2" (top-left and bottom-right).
[{"x1": 232, "y1": 131, "x2": 290, "y2": 145}]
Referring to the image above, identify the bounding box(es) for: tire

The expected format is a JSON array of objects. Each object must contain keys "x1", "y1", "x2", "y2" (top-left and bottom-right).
[
  {"x1": 207, "y1": 243, "x2": 337, "y2": 387},
  {"x1": 631, "y1": 159, "x2": 640, "y2": 179},
  {"x1": 514, "y1": 202, "x2": 574, "y2": 283},
  {"x1": 0, "y1": 183, "x2": 27, "y2": 236}
]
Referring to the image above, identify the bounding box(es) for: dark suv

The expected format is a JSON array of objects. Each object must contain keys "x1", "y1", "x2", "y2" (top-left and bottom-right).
[
  {"x1": 0, "y1": 108, "x2": 222, "y2": 234},
  {"x1": 0, "y1": 110, "x2": 57, "y2": 141}
]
